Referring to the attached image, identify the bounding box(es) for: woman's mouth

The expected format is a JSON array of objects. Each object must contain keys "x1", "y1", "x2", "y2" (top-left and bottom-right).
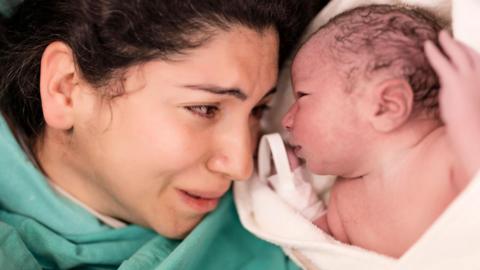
[{"x1": 176, "y1": 189, "x2": 223, "y2": 213}]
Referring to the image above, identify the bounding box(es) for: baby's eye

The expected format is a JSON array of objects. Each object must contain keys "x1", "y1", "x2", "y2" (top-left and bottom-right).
[
  {"x1": 251, "y1": 104, "x2": 270, "y2": 119},
  {"x1": 296, "y1": 91, "x2": 309, "y2": 99},
  {"x1": 185, "y1": 105, "x2": 219, "y2": 119}
]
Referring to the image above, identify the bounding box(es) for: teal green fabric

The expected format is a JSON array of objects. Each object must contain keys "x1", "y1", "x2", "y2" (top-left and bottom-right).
[
  {"x1": 0, "y1": 0, "x2": 22, "y2": 17},
  {"x1": 0, "y1": 115, "x2": 300, "y2": 270}
]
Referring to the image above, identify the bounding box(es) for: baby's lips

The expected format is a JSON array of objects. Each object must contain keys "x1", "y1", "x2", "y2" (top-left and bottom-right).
[{"x1": 285, "y1": 144, "x2": 302, "y2": 169}]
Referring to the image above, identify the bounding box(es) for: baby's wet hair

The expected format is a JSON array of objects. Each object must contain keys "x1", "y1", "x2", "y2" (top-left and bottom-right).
[{"x1": 312, "y1": 5, "x2": 444, "y2": 116}]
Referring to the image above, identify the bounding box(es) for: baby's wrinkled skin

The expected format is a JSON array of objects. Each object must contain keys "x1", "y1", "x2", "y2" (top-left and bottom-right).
[{"x1": 282, "y1": 6, "x2": 471, "y2": 258}]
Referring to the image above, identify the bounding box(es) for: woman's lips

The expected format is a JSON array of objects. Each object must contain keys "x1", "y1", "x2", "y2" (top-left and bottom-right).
[{"x1": 176, "y1": 189, "x2": 223, "y2": 213}]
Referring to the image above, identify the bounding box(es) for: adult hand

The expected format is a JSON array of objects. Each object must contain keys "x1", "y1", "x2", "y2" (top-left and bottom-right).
[{"x1": 425, "y1": 30, "x2": 480, "y2": 177}]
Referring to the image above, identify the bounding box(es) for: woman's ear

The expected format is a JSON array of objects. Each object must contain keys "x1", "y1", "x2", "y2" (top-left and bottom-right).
[
  {"x1": 39, "y1": 41, "x2": 79, "y2": 130},
  {"x1": 368, "y1": 79, "x2": 413, "y2": 132}
]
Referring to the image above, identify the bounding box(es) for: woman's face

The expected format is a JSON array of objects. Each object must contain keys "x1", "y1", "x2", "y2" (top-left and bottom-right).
[{"x1": 47, "y1": 26, "x2": 279, "y2": 238}]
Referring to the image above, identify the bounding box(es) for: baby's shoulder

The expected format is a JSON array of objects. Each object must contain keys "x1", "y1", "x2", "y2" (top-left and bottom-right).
[{"x1": 420, "y1": 134, "x2": 469, "y2": 192}]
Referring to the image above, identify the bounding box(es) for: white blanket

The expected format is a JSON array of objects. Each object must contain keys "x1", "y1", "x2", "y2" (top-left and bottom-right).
[{"x1": 235, "y1": 1, "x2": 480, "y2": 269}]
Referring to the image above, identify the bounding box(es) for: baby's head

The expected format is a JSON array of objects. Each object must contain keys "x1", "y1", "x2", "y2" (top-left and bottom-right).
[{"x1": 283, "y1": 5, "x2": 443, "y2": 177}]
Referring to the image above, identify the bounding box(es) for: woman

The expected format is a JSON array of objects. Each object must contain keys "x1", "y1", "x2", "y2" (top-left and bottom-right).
[{"x1": 0, "y1": 0, "x2": 316, "y2": 269}]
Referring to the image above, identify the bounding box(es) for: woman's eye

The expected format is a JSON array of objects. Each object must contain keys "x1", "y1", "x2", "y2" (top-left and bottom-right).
[
  {"x1": 185, "y1": 105, "x2": 219, "y2": 119},
  {"x1": 251, "y1": 104, "x2": 270, "y2": 119}
]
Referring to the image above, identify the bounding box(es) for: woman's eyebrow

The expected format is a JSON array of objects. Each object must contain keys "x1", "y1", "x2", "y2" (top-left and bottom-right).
[
  {"x1": 183, "y1": 84, "x2": 247, "y2": 101},
  {"x1": 263, "y1": 88, "x2": 277, "y2": 99}
]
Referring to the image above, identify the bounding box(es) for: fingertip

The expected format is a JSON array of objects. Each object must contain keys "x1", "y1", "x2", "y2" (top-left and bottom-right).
[
  {"x1": 439, "y1": 30, "x2": 450, "y2": 39},
  {"x1": 439, "y1": 30, "x2": 455, "y2": 47}
]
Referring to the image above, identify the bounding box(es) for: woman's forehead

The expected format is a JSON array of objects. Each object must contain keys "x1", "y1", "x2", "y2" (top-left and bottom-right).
[{"x1": 120, "y1": 27, "x2": 278, "y2": 100}]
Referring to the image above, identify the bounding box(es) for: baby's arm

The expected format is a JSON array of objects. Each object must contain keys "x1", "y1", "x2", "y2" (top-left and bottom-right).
[{"x1": 425, "y1": 31, "x2": 480, "y2": 178}]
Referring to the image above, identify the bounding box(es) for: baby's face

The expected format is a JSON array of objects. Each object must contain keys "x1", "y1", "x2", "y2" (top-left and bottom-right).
[{"x1": 282, "y1": 45, "x2": 372, "y2": 177}]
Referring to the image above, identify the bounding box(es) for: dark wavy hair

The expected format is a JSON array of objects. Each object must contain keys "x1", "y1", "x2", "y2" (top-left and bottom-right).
[
  {"x1": 0, "y1": 0, "x2": 321, "y2": 152},
  {"x1": 312, "y1": 4, "x2": 444, "y2": 115}
]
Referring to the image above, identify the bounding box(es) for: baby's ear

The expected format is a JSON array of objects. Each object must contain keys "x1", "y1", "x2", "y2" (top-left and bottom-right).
[{"x1": 368, "y1": 79, "x2": 413, "y2": 132}]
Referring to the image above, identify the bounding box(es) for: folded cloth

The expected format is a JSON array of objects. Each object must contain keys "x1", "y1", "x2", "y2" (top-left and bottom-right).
[
  {"x1": 257, "y1": 134, "x2": 327, "y2": 221},
  {"x1": 267, "y1": 167, "x2": 326, "y2": 221}
]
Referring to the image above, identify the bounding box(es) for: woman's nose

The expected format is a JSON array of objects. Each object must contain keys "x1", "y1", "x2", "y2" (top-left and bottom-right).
[
  {"x1": 207, "y1": 125, "x2": 254, "y2": 181},
  {"x1": 282, "y1": 103, "x2": 298, "y2": 131}
]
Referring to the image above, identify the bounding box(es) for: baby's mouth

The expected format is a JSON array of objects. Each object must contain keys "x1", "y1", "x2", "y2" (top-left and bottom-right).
[{"x1": 291, "y1": 145, "x2": 303, "y2": 158}]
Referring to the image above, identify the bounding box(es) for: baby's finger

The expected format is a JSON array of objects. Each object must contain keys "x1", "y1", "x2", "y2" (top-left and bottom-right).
[
  {"x1": 425, "y1": 40, "x2": 455, "y2": 78},
  {"x1": 439, "y1": 31, "x2": 474, "y2": 70}
]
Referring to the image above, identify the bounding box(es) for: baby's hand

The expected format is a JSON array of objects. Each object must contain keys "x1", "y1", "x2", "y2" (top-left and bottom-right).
[{"x1": 425, "y1": 31, "x2": 480, "y2": 177}]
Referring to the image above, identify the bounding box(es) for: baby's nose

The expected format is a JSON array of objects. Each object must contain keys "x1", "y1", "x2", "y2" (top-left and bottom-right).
[{"x1": 282, "y1": 104, "x2": 297, "y2": 131}]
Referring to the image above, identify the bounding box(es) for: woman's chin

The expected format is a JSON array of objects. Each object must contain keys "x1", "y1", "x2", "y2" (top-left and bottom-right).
[{"x1": 151, "y1": 215, "x2": 205, "y2": 239}]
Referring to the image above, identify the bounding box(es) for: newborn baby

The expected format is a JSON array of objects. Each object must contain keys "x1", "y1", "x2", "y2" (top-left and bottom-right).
[{"x1": 280, "y1": 5, "x2": 470, "y2": 258}]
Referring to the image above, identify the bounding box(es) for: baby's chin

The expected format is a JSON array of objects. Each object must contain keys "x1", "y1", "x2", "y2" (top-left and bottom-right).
[{"x1": 306, "y1": 162, "x2": 359, "y2": 179}]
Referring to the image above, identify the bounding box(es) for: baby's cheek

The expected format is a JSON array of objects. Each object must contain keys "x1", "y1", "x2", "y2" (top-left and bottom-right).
[{"x1": 293, "y1": 124, "x2": 318, "y2": 150}]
